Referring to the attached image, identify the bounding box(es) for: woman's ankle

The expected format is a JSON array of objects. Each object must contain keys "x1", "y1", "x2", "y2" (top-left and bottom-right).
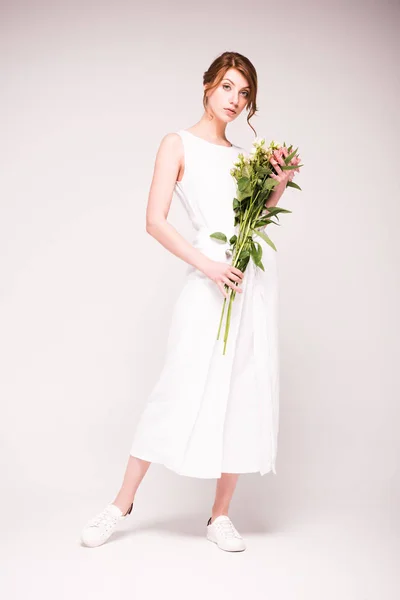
[
  {"x1": 210, "y1": 511, "x2": 229, "y2": 523},
  {"x1": 112, "y1": 497, "x2": 135, "y2": 515}
]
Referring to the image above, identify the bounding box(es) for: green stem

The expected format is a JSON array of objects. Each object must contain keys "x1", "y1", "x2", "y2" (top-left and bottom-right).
[
  {"x1": 233, "y1": 175, "x2": 268, "y2": 266},
  {"x1": 218, "y1": 173, "x2": 273, "y2": 353},
  {"x1": 223, "y1": 289, "x2": 236, "y2": 355},
  {"x1": 216, "y1": 295, "x2": 227, "y2": 340}
]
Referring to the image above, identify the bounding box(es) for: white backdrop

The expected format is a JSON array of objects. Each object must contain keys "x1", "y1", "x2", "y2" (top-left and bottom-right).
[{"x1": 1, "y1": 1, "x2": 399, "y2": 598}]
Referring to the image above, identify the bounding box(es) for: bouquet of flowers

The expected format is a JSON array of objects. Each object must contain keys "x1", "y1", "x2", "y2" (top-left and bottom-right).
[{"x1": 210, "y1": 137, "x2": 303, "y2": 355}]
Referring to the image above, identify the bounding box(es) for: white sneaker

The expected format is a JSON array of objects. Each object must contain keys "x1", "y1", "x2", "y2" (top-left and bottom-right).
[
  {"x1": 206, "y1": 515, "x2": 246, "y2": 552},
  {"x1": 80, "y1": 502, "x2": 133, "y2": 547}
]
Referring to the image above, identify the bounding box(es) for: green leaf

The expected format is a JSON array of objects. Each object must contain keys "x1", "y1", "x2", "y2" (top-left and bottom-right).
[
  {"x1": 286, "y1": 181, "x2": 302, "y2": 190},
  {"x1": 255, "y1": 241, "x2": 263, "y2": 262},
  {"x1": 281, "y1": 164, "x2": 302, "y2": 171},
  {"x1": 210, "y1": 232, "x2": 227, "y2": 243},
  {"x1": 258, "y1": 166, "x2": 270, "y2": 176},
  {"x1": 284, "y1": 148, "x2": 297, "y2": 164},
  {"x1": 251, "y1": 228, "x2": 277, "y2": 252},
  {"x1": 265, "y1": 206, "x2": 292, "y2": 216},
  {"x1": 237, "y1": 189, "x2": 252, "y2": 202},
  {"x1": 250, "y1": 241, "x2": 263, "y2": 266},
  {"x1": 237, "y1": 176, "x2": 251, "y2": 193},
  {"x1": 283, "y1": 163, "x2": 304, "y2": 170},
  {"x1": 237, "y1": 255, "x2": 250, "y2": 272},
  {"x1": 255, "y1": 219, "x2": 281, "y2": 228},
  {"x1": 229, "y1": 234, "x2": 237, "y2": 245},
  {"x1": 259, "y1": 188, "x2": 273, "y2": 203},
  {"x1": 250, "y1": 247, "x2": 259, "y2": 265},
  {"x1": 264, "y1": 178, "x2": 279, "y2": 190}
]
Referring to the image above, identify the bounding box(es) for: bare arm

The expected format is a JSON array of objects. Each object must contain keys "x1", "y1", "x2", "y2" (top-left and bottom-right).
[
  {"x1": 145, "y1": 132, "x2": 244, "y2": 298},
  {"x1": 145, "y1": 133, "x2": 210, "y2": 275}
]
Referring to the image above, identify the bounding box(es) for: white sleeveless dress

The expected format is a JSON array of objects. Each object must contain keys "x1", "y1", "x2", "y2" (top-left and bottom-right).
[{"x1": 130, "y1": 129, "x2": 280, "y2": 478}]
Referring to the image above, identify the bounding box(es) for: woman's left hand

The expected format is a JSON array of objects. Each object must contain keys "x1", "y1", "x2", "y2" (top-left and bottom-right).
[{"x1": 268, "y1": 147, "x2": 301, "y2": 202}]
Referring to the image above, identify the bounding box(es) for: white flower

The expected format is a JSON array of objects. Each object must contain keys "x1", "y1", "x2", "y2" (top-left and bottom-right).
[
  {"x1": 269, "y1": 139, "x2": 281, "y2": 150},
  {"x1": 252, "y1": 136, "x2": 266, "y2": 147}
]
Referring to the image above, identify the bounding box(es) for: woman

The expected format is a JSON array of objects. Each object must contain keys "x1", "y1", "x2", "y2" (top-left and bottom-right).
[{"x1": 80, "y1": 51, "x2": 300, "y2": 552}]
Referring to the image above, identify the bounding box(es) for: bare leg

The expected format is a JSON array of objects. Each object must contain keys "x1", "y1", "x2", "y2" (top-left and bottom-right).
[
  {"x1": 111, "y1": 455, "x2": 151, "y2": 515},
  {"x1": 210, "y1": 473, "x2": 240, "y2": 523}
]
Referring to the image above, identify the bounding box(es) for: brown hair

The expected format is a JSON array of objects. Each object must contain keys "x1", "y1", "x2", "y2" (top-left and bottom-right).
[{"x1": 202, "y1": 51, "x2": 258, "y2": 136}]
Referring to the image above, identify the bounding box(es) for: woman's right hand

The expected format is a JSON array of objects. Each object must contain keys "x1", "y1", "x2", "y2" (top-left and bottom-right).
[{"x1": 202, "y1": 259, "x2": 245, "y2": 298}]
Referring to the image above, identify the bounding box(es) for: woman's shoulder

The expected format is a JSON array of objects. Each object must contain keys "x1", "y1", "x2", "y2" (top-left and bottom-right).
[
  {"x1": 153, "y1": 132, "x2": 184, "y2": 160},
  {"x1": 158, "y1": 131, "x2": 183, "y2": 146}
]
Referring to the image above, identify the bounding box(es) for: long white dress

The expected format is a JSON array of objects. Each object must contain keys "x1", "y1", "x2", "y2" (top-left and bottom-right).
[{"x1": 130, "y1": 129, "x2": 280, "y2": 478}]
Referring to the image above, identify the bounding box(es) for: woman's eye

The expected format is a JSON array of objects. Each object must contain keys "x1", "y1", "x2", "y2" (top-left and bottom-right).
[
  {"x1": 223, "y1": 84, "x2": 249, "y2": 98},
  {"x1": 223, "y1": 84, "x2": 248, "y2": 98}
]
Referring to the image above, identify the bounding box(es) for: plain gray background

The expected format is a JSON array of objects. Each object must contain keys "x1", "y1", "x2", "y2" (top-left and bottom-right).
[{"x1": 1, "y1": 0, "x2": 399, "y2": 598}]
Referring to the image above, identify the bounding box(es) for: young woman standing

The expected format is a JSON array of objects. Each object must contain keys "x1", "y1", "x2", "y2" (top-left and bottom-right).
[{"x1": 80, "y1": 51, "x2": 300, "y2": 552}]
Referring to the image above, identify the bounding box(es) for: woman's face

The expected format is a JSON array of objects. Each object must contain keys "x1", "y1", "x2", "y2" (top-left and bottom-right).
[{"x1": 205, "y1": 68, "x2": 250, "y2": 122}]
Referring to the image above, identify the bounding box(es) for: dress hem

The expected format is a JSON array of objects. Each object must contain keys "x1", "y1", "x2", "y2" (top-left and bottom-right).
[{"x1": 129, "y1": 450, "x2": 277, "y2": 479}]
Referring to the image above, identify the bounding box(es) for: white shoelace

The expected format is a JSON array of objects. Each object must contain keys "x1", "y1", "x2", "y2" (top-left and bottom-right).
[
  {"x1": 216, "y1": 519, "x2": 242, "y2": 539},
  {"x1": 89, "y1": 508, "x2": 118, "y2": 529}
]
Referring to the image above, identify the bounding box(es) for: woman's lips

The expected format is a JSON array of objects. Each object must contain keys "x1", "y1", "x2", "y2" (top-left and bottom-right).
[{"x1": 224, "y1": 108, "x2": 236, "y2": 115}]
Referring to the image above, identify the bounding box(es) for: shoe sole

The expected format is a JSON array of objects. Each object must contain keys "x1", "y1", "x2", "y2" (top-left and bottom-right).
[
  {"x1": 206, "y1": 533, "x2": 246, "y2": 552},
  {"x1": 80, "y1": 535, "x2": 111, "y2": 548},
  {"x1": 80, "y1": 529, "x2": 117, "y2": 548}
]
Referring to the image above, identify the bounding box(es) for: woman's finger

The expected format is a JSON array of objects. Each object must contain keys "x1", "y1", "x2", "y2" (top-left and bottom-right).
[
  {"x1": 274, "y1": 149, "x2": 285, "y2": 166},
  {"x1": 225, "y1": 270, "x2": 242, "y2": 284},
  {"x1": 230, "y1": 266, "x2": 244, "y2": 279},
  {"x1": 271, "y1": 159, "x2": 283, "y2": 174},
  {"x1": 222, "y1": 276, "x2": 242, "y2": 293},
  {"x1": 217, "y1": 281, "x2": 228, "y2": 298},
  {"x1": 229, "y1": 279, "x2": 243, "y2": 293}
]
